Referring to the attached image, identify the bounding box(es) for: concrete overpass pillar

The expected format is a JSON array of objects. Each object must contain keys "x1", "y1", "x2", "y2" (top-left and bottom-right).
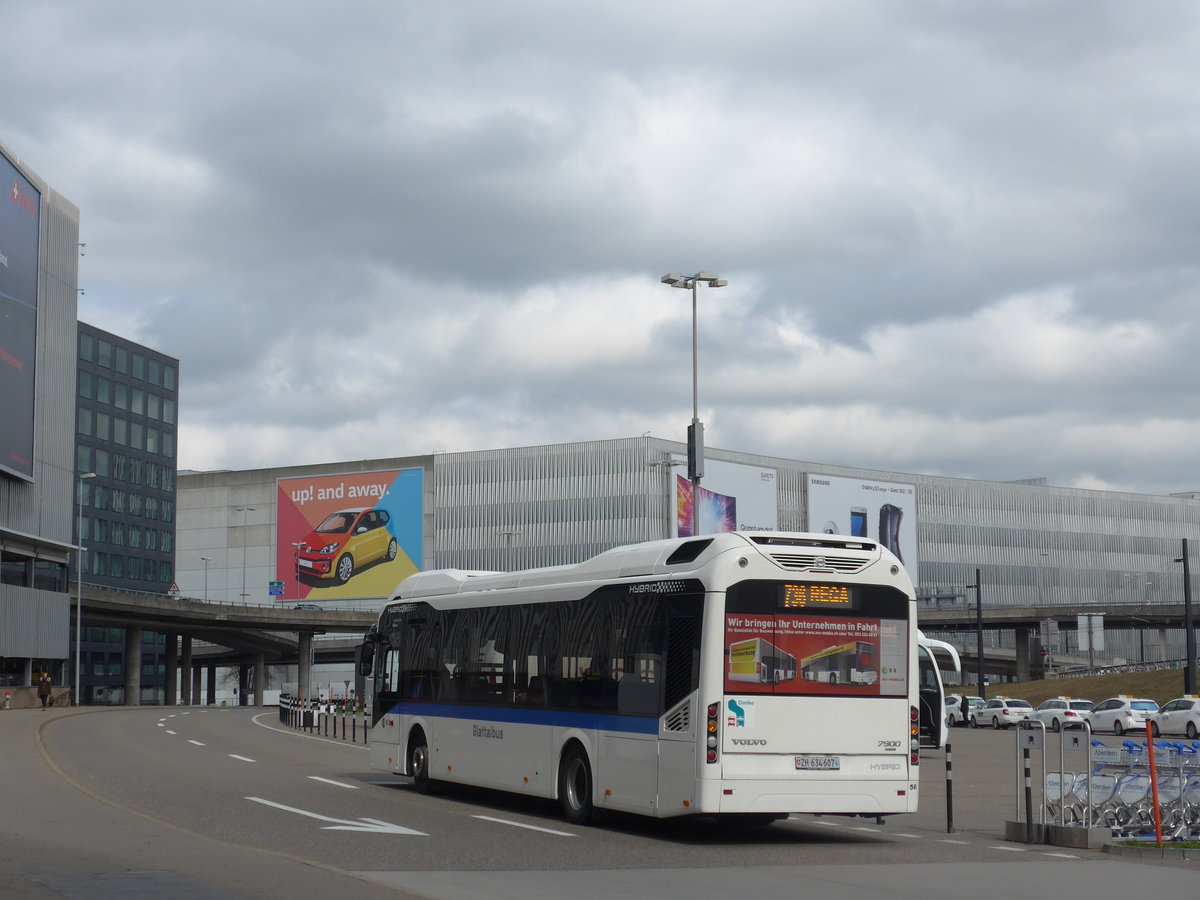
[
  {"x1": 255, "y1": 654, "x2": 266, "y2": 707},
  {"x1": 180, "y1": 635, "x2": 192, "y2": 705},
  {"x1": 164, "y1": 633, "x2": 177, "y2": 706},
  {"x1": 192, "y1": 664, "x2": 201, "y2": 707},
  {"x1": 1014, "y1": 627, "x2": 1031, "y2": 682},
  {"x1": 1159, "y1": 628, "x2": 1170, "y2": 662},
  {"x1": 238, "y1": 664, "x2": 250, "y2": 706},
  {"x1": 206, "y1": 666, "x2": 217, "y2": 706},
  {"x1": 298, "y1": 632, "x2": 313, "y2": 703},
  {"x1": 124, "y1": 625, "x2": 142, "y2": 706}
]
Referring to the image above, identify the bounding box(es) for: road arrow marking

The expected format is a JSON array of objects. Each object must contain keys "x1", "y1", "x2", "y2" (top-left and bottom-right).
[{"x1": 244, "y1": 797, "x2": 426, "y2": 834}]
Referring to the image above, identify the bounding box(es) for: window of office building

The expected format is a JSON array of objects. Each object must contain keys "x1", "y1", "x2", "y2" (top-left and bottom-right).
[
  {"x1": 97, "y1": 340, "x2": 112, "y2": 369},
  {"x1": 163, "y1": 398, "x2": 176, "y2": 424},
  {"x1": 146, "y1": 464, "x2": 159, "y2": 489},
  {"x1": 147, "y1": 394, "x2": 160, "y2": 420},
  {"x1": 131, "y1": 388, "x2": 144, "y2": 416},
  {"x1": 78, "y1": 408, "x2": 93, "y2": 436},
  {"x1": 80, "y1": 332, "x2": 95, "y2": 362},
  {"x1": 163, "y1": 434, "x2": 175, "y2": 459},
  {"x1": 158, "y1": 561, "x2": 172, "y2": 583},
  {"x1": 113, "y1": 417, "x2": 127, "y2": 446},
  {"x1": 128, "y1": 493, "x2": 144, "y2": 517},
  {"x1": 77, "y1": 444, "x2": 92, "y2": 472},
  {"x1": 1, "y1": 555, "x2": 31, "y2": 586},
  {"x1": 115, "y1": 346, "x2": 128, "y2": 374},
  {"x1": 88, "y1": 627, "x2": 105, "y2": 642},
  {"x1": 146, "y1": 428, "x2": 158, "y2": 454},
  {"x1": 110, "y1": 555, "x2": 123, "y2": 578},
  {"x1": 145, "y1": 497, "x2": 159, "y2": 520},
  {"x1": 128, "y1": 526, "x2": 142, "y2": 550},
  {"x1": 96, "y1": 376, "x2": 111, "y2": 404},
  {"x1": 132, "y1": 353, "x2": 145, "y2": 380},
  {"x1": 79, "y1": 370, "x2": 93, "y2": 399},
  {"x1": 148, "y1": 359, "x2": 161, "y2": 386},
  {"x1": 110, "y1": 489, "x2": 126, "y2": 515},
  {"x1": 111, "y1": 522, "x2": 124, "y2": 546},
  {"x1": 130, "y1": 423, "x2": 143, "y2": 451},
  {"x1": 94, "y1": 449, "x2": 109, "y2": 478},
  {"x1": 114, "y1": 383, "x2": 128, "y2": 410},
  {"x1": 164, "y1": 365, "x2": 176, "y2": 390},
  {"x1": 108, "y1": 653, "x2": 122, "y2": 677},
  {"x1": 91, "y1": 552, "x2": 108, "y2": 576},
  {"x1": 34, "y1": 561, "x2": 66, "y2": 592},
  {"x1": 142, "y1": 559, "x2": 156, "y2": 581},
  {"x1": 95, "y1": 412, "x2": 110, "y2": 442},
  {"x1": 161, "y1": 501, "x2": 174, "y2": 524}
]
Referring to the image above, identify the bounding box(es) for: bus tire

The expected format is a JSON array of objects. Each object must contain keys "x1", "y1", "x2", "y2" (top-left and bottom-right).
[
  {"x1": 558, "y1": 744, "x2": 593, "y2": 825},
  {"x1": 409, "y1": 730, "x2": 434, "y2": 794}
]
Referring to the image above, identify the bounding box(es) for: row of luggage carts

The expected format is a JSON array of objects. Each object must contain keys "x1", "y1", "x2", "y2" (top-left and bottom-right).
[{"x1": 1044, "y1": 736, "x2": 1200, "y2": 840}]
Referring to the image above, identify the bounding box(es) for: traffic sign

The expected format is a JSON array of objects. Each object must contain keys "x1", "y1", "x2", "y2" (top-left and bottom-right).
[{"x1": 268, "y1": 581, "x2": 284, "y2": 596}]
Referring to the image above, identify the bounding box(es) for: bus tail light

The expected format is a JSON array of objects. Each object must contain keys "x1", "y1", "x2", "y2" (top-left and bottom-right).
[
  {"x1": 910, "y1": 706, "x2": 920, "y2": 766},
  {"x1": 707, "y1": 703, "x2": 720, "y2": 764}
]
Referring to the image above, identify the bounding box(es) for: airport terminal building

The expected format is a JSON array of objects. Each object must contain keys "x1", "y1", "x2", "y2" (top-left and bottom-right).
[{"x1": 176, "y1": 437, "x2": 1200, "y2": 674}]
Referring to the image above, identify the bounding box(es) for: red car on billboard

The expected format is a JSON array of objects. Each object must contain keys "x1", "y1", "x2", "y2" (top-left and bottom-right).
[{"x1": 293, "y1": 507, "x2": 397, "y2": 584}]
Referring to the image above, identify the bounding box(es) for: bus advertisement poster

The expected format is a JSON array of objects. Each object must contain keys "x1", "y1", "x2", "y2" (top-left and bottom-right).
[{"x1": 724, "y1": 614, "x2": 907, "y2": 697}]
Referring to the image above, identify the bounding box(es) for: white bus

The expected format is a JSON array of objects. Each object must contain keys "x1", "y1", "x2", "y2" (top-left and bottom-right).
[
  {"x1": 358, "y1": 531, "x2": 921, "y2": 824},
  {"x1": 916, "y1": 632, "x2": 961, "y2": 750}
]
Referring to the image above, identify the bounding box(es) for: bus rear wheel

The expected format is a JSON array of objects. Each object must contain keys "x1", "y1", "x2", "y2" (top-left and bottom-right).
[
  {"x1": 559, "y1": 745, "x2": 593, "y2": 825},
  {"x1": 410, "y1": 731, "x2": 434, "y2": 794}
]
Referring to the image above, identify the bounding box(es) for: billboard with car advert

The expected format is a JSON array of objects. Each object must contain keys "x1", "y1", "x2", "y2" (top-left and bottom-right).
[
  {"x1": 276, "y1": 468, "x2": 423, "y2": 601},
  {"x1": 670, "y1": 456, "x2": 778, "y2": 538},
  {"x1": 806, "y1": 473, "x2": 918, "y2": 584},
  {"x1": 0, "y1": 149, "x2": 41, "y2": 481}
]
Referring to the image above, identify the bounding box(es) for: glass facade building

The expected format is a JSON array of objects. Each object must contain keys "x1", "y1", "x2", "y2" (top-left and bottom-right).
[{"x1": 75, "y1": 322, "x2": 179, "y2": 703}]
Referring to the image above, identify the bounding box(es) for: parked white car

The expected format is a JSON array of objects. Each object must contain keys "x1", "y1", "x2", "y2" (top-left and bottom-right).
[
  {"x1": 970, "y1": 697, "x2": 1033, "y2": 729},
  {"x1": 1027, "y1": 697, "x2": 1093, "y2": 732},
  {"x1": 1148, "y1": 696, "x2": 1200, "y2": 739},
  {"x1": 946, "y1": 694, "x2": 984, "y2": 727},
  {"x1": 1088, "y1": 696, "x2": 1159, "y2": 735}
]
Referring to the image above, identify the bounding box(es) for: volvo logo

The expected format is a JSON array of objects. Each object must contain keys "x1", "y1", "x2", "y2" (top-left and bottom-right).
[{"x1": 732, "y1": 739, "x2": 767, "y2": 746}]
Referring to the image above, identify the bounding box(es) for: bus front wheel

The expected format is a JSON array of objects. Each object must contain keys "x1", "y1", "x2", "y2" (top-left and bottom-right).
[
  {"x1": 559, "y1": 744, "x2": 593, "y2": 825},
  {"x1": 410, "y1": 731, "x2": 434, "y2": 794}
]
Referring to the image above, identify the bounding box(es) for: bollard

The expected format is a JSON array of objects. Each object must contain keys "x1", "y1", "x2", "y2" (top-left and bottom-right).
[
  {"x1": 945, "y1": 742, "x2": 955, "y2": 833},
  {"x1": 1023, "y1": 748, "x2": 1034, "y2": 844},
  {"x1": 3, "y1": 691, "x2": 10, "y2": 710}
]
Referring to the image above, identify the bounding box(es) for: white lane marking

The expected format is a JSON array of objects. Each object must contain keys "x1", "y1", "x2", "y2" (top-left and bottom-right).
[
  {"x1": 989, "y1": 846, "x2": 1027, "y2": 852},
  {"x1": 229, "y1": 754, "x2": 256, "y2": 763},
  {"x1": 157, "y1": 722, "x2": 165, "y2": 727},
  {"x1": 850, "y1": 826, "x2": 882, "y2": 832},
  {"x1": 1041, "y1": 852, "x2": 1080, "y2": 859},
  {"x1": 188, "y1": 739, "x2": 205, "y2": 746},
  {"x1": 471, "y1": 815, "x2": 576, "y2": 837},
  {"x1": 890, "y1": 833, "x2": 922, "y2": 838},
  {"x1": 308, "y1": 776, "x2": 359, "y2": 789},
  {"x1": 937, "y1": 839, "x2": 970, "y2": 844},
  {"x1": 245, "y1": 797, "x2": 426, "y2": 834},
  {"x1": 165, "y1": 730, "x2": 177, "y2": 735}
]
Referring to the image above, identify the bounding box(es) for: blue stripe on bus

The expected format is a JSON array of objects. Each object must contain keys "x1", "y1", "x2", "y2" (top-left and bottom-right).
[{"x1": 383, "y1": 701, "x2": 659, "y2": 735}]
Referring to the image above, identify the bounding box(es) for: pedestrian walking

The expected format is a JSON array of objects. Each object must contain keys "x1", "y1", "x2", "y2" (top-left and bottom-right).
[{"x1": 37, "y1": 672, "x2": 52, "y2": 709}]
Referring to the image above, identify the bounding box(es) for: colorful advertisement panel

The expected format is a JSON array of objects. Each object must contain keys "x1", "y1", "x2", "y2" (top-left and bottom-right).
[
  {"x1": 724, "y1": 612, "x2": 907, "y2": 697},
  {"x1": 806, "y1": 473, "x2": 918, "y2": 584},
  {"x1": 276, "y1": 468, "x2": 423, "y2": 601},
  {"x1": 0, "y1": 150, "x2": 41, "y2": 481},
  {"x1": 670, "y1": 456, "x2": 778, "y2": 538}
]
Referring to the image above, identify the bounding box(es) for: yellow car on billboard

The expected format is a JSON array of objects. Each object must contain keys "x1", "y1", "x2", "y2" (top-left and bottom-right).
[{"x1": 294, "y1": 507, "x2": 397, "y2": 585}]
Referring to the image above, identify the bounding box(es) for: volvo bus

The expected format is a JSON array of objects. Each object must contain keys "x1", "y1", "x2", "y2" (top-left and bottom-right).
[
  {"x1": 358, "y1": 531, "x2": 921, "y2": 824},
  {"x1": 916, "y1": 632, "x2": 961, "y2": 750}
]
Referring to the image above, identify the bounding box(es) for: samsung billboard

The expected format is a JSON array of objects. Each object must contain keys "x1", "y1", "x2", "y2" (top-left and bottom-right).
[
  {"x1": 806, "y1": 473, "x2": 919, "y2": 585},
  {"x1": 0, "y1": 149, "x2": 41, "y2": 481}
]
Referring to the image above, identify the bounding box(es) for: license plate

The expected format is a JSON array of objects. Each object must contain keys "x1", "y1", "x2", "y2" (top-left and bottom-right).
[
  {"x1": 795, "y1": 755, "x2": 840, "y2": 771},
  {"x1": 298, "y1": 559, "x2": 313, "y2": 569}
]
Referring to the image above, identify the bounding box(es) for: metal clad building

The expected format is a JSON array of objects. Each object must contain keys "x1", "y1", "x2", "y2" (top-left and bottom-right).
[
  {"x1": 0, "y1": 140, "x2": 81, "y2": 678},
  {"x1": 178, "y1": 436, "x2": 1200, "y2": 669}
]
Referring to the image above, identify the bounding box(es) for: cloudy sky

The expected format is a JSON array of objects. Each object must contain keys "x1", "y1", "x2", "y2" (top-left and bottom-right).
[{"x1": 6, "y1": 2, "x2": 1200, "y2": 495}]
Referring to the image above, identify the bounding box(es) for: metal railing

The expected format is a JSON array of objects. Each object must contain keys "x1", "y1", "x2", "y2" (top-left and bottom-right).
[{"x1": 278, "y1": 694, "x2": 369, "y2": 744}]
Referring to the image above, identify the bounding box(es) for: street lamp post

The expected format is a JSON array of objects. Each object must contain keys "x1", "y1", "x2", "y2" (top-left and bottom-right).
[
  {"x1": 661, "y1": 273, "x2": 727, "y2": 498},
  {"x1": 200, "y1": 556, "x2": 212, "y2": 602},
  {"x1": 236, "y1": 506, "x2": 256, "y2": 605},
  {"x1": 75, "y1": 472, "x2": 97, "y2": 706},
  {"x1": 1175, "y1": 539, "x2": 1196, "y2": 695}
]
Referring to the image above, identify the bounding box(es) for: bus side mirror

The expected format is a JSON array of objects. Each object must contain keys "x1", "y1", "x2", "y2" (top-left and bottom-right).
[{"x1": 358, "y1": 640, "x2": 375, "y2": 677}]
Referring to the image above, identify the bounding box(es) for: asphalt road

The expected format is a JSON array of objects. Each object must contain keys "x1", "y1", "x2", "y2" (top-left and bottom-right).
[{"x1": 4, "y1": 708, "x2": 1196, "y2": 899}]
